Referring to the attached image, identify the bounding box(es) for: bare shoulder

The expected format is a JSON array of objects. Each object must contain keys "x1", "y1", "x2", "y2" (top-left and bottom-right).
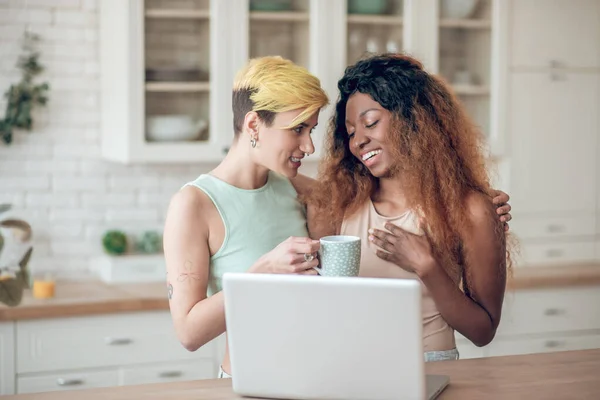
[
  {"x1": 458, "y1": 190, "x2": 504, "y2": 247},
  {"x1": 165, "y1": 185, "x2": 215, "y2": 236},
  {"x1": 290, "y1": 173, "x2": 317, "y2": 197},
  {"x1": 464, "y1": 191, "x2": 496, "y2": 225}
]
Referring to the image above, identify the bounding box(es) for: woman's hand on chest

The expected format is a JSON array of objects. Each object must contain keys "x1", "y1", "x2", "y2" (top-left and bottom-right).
[{"x1": 368, "y1": 222, "x2": 438, "y2": 278}]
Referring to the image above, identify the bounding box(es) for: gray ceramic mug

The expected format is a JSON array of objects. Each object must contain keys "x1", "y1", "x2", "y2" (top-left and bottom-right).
[{"x1": 313, "y1": 235, "x2": 361, "y2": 277}]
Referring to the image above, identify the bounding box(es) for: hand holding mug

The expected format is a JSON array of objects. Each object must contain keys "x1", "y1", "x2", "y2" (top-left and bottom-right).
[
  {"x1": 313, "y1": 235, "x2": 361, "y2": 277},
  {"x1": 250, "y1": 236, "x2": 320, "y2": 275}
]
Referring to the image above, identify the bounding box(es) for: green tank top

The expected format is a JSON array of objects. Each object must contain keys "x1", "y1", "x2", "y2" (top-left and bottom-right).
[{"x1": 184, "y1": 171, "x2": 309, "y2": 296}]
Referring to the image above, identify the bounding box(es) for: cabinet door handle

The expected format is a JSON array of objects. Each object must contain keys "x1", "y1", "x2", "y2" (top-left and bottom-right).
[
  {"x1": 544, "y1": 308, "x2": 566, "y2": 316},
  {"x1": 544, "y1": 340, "x2": 565, "y2": 348},
  {"x1": 158, "y1": 370, "x2": 183, "y2": 378},
  {"x1": 545, "y1": 249, "x2": 564, "y2": 258},
  {"x1": 546, "y1": 224, "x2": 566, "y2": 233},
  {"x1": 56, "y1": 378, "x2": 84, "y2": 386},
  {"x1": 104, "y1": 337, "x2": 133, "y2": 345}
]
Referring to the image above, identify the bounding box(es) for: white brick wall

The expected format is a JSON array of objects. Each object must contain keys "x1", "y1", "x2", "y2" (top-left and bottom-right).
[
  {"x1": 0, "y1": 0, "x2": 319, "y2": 279},
  {"x1": 0, "y1": 0, "x2": 209, "y2": 278}
]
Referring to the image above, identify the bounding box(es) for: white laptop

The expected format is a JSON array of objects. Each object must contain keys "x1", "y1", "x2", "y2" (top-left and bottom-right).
[{"x1": 222, "y1": 273, "x2": 449, "y2": 400}]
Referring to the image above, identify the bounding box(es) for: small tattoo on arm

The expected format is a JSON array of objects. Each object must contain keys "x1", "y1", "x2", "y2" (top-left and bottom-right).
[
  {"x1": 167, "y1": 282, "x2": 173, "y2": 300},
  {"x1": 178, "y1": 260, "x2": 202, "y2": 283}
]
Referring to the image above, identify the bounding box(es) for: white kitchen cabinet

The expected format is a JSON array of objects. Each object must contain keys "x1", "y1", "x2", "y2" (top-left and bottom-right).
[
  {"x1": 100, "y1": 0, "x2": 241, "y2": 163},
  {"x1": 486, "y1": 332, "x2": 600, "y2": 358},
  {"x1": 454, "y1": 285, "x2": 600, "y2": 361},
  {"x1": 509, "y1": 72, "x2": 599, "y2": 216},
  {"x1": 16, "y1": 311, "x2": 217, "y2": 374},
  {"x1": 404, "y1": 0, "x2": 508, "y2": 156},
  {"x1": 99, "y1": 0, "x2": 338, "y2": 164},
  {"x1": 518, "y1": 241, "x2": 598, "y2": 267},
  {"x1": 510, "y1": 215, "x2": 596, "y2": 241},
  {"x1": 17, "y1": 369, "x2": 119, "y2": 395},
  {"x1": 510, "y1": 0, "x2": 600, "y2": 69},
  {"x1": 505, "y1": 0, "x2": 600, "y2": 268},
  {"x1": 507, "y1": 70, "x2": 599, "y2": 266},
  {"x1": 0, "y1": 322, "x2": 15, "y2": 395},
  {"x1": 119, "y1": 359, "x2": 214, "y2": 386},
  {"x1": 99, "y1": 0, "x2": 508, "y2": 164},
  {"x1": 498, "y1": 287, "x2": 600, "y2": 336},
  {"x1": 13, "y1": 311, "x2": 223, "y2": 395}
]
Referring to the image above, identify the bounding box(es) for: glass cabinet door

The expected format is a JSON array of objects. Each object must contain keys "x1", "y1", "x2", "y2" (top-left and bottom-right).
[
  {"x1": 248, "y1": 0, "x2": 311, "y2": 69},
  {"x1": 438, "y1": 0, "x2": 493, "y2": 136},
  {"x1": 346, "y1": 0, "x2": 404, "y2": 65},
  {"x1": 143, "y1": 0, "x2": 211, "y2": 145}
]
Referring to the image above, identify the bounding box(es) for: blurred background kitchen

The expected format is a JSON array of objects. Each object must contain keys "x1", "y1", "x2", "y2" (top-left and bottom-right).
[{"x1": 0, "y1": 0, "x2": 599, "y2": 396}]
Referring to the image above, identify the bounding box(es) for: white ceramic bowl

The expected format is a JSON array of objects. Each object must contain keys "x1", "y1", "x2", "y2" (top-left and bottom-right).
[
  {"x1": 440, "y1": 0, "x2": 479, "y2": 19},
  {"x1": 146, "y1": 115, "x2": 207, "y2": 142}
]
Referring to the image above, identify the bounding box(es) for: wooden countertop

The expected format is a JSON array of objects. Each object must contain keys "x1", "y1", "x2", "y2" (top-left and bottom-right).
[
  {"x1": 1, "y1": 262, "x2": 599, "y2": 321},
  {"x1": 0, "y1": 280, "x2": 169, "y2": 321},
  {"x1": 4, "y1": 349, "x2": 600, "y2": 399},
  {"x1": 507, "y1": 262, "x2": 600, "y2": 289}
]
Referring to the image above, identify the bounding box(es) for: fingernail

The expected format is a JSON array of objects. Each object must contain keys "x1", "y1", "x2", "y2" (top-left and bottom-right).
[
  {"x1": 368, "y1": 228, "x2": 374, "y2": 234},
  {"x1": 369, "y1": 235, "x2": 374, "y2": 241}
]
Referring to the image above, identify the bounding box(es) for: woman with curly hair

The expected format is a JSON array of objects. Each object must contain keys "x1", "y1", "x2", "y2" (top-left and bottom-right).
[{"x1": 309, "y1": 53, "x2": 511, "y2": 361}]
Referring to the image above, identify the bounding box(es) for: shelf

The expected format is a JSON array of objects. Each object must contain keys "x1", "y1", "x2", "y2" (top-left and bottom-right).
[
  {"x1": 452, "y1": 84, "x2": 490, "y2": 96},
  {"x1": 145, "y1": 9, "x2": 210, "y2": 19},
  {"x1": 347, "y1": 14, "x2": 403, "y2": 26},
  {"x1": 440, "y1": 19, "x2": 491, "y2": 29},
  {"x1": 249, "y1": 11, "x2": 309, "y2": 22},
  {"x1": 145, "y1": 82, "x2": 210, "y2": 92}
]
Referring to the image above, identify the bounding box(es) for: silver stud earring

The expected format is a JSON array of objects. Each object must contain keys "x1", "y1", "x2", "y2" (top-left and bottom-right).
[
  {"x1": 251, "y1": 137, "x2": 257, "y2": 148},
  {"x1": 304, "y1": 153, "x2": 309, "y2": 157}
]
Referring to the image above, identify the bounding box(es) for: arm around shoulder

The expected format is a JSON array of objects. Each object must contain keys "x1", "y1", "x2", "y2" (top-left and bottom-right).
[{"x1": 291, "y1": 174, "x2": 339, "y2": 239}]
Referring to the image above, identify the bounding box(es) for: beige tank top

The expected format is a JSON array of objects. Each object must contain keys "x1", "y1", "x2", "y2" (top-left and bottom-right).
[{"x1": 341, "y1": 199, "x2": 456, "y2": 352}]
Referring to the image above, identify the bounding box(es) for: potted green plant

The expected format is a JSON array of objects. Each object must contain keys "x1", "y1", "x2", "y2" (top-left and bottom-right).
[{"x1": 0, "y1": 31, "x2": 50, "y2": 145}]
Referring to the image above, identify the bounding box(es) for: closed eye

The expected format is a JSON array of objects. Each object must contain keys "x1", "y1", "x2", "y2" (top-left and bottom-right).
[
  {"x1": 293, "y1": 125, "x2": 317, "y2": 135},
  {"x1": 366, "y1": 120, "x2": 379, "y2": 129}
]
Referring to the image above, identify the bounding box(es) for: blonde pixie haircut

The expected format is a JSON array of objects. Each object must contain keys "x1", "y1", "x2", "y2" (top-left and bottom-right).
[{"x1": 232, "y1": 56, "x2": 329, "y2": 134}]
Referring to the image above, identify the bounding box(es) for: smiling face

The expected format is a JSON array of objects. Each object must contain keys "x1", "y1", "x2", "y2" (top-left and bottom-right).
[
  {"x1": 345, "y1": 92, "x2": 395, "y2": 178},
  {"x1": 251, "y1": 108, "x2": 319, "y2": 178}
]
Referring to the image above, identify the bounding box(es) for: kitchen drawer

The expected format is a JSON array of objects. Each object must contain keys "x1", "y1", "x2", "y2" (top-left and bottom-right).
[
  {"x1": 17, "y1": 368, "x2": 118, "y2": 394},
  {"x1": 511, "y1": 215, "x2": 596, "y2": 240},
  {"x1": 120, "y1": 359, "x2": 216, "y2": 386},
  {"x1": 518, "y1": 241, "x2": 596, "y2": 266},
  {"x1": 498, "y1": 287, "x2": 600, "y2": 336},
  {"x1": 487, "y1": 332, "x2": 600, "y2": 357},
  {"x1": 17, "y1": 311, "x2": 216, "y2": 374}
]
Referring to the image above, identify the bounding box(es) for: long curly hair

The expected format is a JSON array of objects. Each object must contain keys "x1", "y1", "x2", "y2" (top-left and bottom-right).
[{"x1": 311, "y1": 53, "x2": 511, "y2": 287}]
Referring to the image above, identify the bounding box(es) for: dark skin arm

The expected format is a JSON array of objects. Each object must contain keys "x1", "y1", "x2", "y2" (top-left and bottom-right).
[{"x1": 369, "y1": 192, "x2": 506, "y2": 347}]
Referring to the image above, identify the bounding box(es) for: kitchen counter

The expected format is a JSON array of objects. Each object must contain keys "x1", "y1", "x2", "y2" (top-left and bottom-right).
[
  {"x1": 1, "y1": 262, "x2": 599, "y2": 321},
  {"x1": 3, "y1": 349, "x2": 599, "y2": 399},
  {"x1": 0, "y1": 280, "x2": 168, "y2": 321}
]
